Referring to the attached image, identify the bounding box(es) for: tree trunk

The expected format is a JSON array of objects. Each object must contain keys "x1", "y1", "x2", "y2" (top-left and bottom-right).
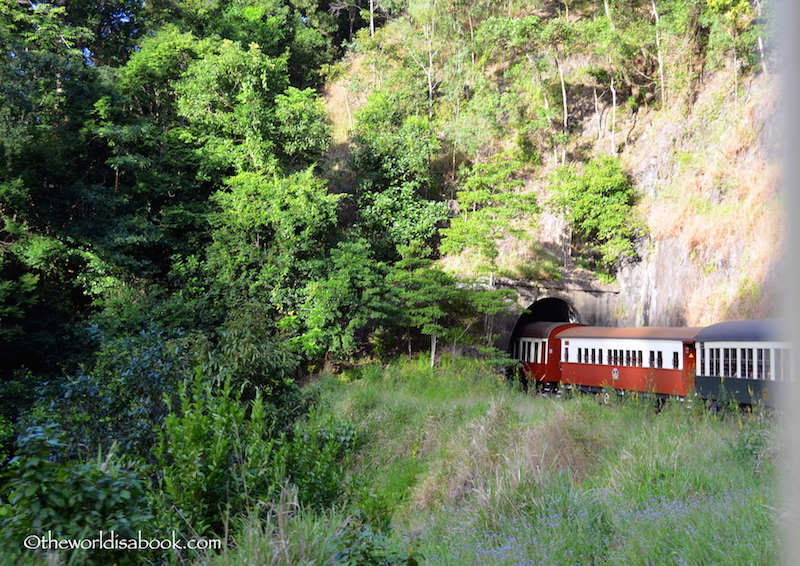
[
  {"x1": 555, "y1": 55, "x2": 568, "y2": 165},
  {"x1": 603, "y1": 0, "x2": 614, "y2": 30},
  {"x1": 652, "y1": 0, "x2": 666, "y2": 106},
  {"x1": 430, "y1": 334, "x2": 437, "y2": 368},
  {"x1": 593, "y1": 86, "x2": 603, "y2": 140},
  {"x1": 369, "y1": 0, "x2": 375, "y2": 37},
  {"x1": 610, "y1": 75, "x2": 617, "y2": 154}
]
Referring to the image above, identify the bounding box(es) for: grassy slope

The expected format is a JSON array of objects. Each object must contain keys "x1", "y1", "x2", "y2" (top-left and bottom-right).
[
  {"x1": 329, "y1": 359, "x2": 782, "y2": 565},
  {"x1": 204, "y1": 359, "x2": 783, "y2": 566}
]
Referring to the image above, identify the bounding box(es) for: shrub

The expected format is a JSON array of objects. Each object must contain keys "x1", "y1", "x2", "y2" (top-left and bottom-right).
[
  {"x1": 25, "y1": 327, "x2": 194, "y2": 461},
  {"x1": 0, "y1": 424, "x2": 153, "y2": 565},
  {"x1": 550, "y1": 156, "x2": 641, "y2": 271},
  {"x1": 155, "y1": 374, "x2": 357, "y2": 537},
  {"x1": 333, "y1": 516, "x2": 421, "y2": 566}
]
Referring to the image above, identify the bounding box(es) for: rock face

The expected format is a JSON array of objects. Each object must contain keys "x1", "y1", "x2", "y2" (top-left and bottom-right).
[{"x1": 535, "y1": 72, "x2": 783, "y2": 328}]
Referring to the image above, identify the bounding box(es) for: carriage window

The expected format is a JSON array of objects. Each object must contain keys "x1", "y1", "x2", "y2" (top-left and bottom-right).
[
  {"x1": 722, "y1": 348, "x2": 738, "y2": 377},
  {"x1": 775, "y1": 349, "x2": 791, "y2": 381},
  {"x1": 638, "y1": 351, "x2": 643, "y2": 367},
  {"x1": 710, "y1": 348, "x2": 719, "y2": 375},
  {"x1": 755, "y1": 349, "x2": 764, "y2": 380},
  {"x1": 578, "y1": 348, "x2": 582, "y2": 363},
  {"x1": 564, "y1": 347, "x2": 569, "y2": 362},
  {"x1": 673, "y1": 351, "x2": 679, "y2": 370},
  {"x1": 597, "y1": 349, "x2": 603, "y2": 364},
  {"x1": 649, "y1": 351, "x2": 655, "y2": 368},
  {"x1": 591, "y1": 349, "x2": 596, "y2": 364},
  {"x1": 534, "y1": 342, "x2": 539, "y2": 364},
  {"x1": 657, "y1": 351, "x2": 663, "y2": 369},
  {"x1": 743, "y1": 348, "x2": 753, "y2": 378},
  {"x1": 608, "y1": 349, "x2": 612, "y2": 365}
]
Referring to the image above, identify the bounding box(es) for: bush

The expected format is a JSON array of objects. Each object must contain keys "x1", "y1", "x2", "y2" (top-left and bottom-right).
[
  {"x1": 550, "y1": 156, "x2": 640, "y2": 271},
  {"x1": 333, "y1": 516, "x2": 421, "y2": 566},
  {"x1": 155, "y1": 375, "x2": 357, "y2": 537},
  {"x1": 0, "y1": 425, "x2": 153, "y2": 565},
  {"x1": 25, "y1": 327, "x2": 194, "y2": 461}
]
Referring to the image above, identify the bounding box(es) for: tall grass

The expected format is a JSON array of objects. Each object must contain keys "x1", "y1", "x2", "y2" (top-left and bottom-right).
[{"x1": 192, "y1": 357, "x2": 782, "y2": 566}]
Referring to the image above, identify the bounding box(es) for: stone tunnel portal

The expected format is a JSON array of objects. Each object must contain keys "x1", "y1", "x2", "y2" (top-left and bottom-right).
[{"x1": 507, "y1": 297, "x2": 582, "y2": 352}]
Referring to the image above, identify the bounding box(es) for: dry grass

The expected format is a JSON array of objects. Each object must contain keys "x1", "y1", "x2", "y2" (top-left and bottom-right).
[
  {"x1": 411, "y1": 399, "x2": 604, "y2": 511},
  {"x1": 630, "y1": 72, "x2": 783, "y2": 324},
  {"x1": 322, "y1": 54, "x2": 370, "y2": 145}
]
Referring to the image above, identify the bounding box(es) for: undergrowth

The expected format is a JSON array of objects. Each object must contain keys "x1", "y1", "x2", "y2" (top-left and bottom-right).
[{"x1": 176, "y1": 356, "x2": 781, "y2": 565}]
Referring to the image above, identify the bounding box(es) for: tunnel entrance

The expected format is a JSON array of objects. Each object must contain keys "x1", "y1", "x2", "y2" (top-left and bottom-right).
[{"x1": 508, "y1": 298, "x2": 581, "y2": 351}]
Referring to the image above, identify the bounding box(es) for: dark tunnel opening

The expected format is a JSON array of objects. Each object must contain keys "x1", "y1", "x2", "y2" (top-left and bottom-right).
[{"x1": 508, "y1": 298, "x2": 581, "y2": 352}]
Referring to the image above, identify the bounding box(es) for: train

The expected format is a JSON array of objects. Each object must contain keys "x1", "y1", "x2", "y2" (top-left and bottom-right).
[{"x1": 509, "y1": 319, "x2": 793, "y2": 407}]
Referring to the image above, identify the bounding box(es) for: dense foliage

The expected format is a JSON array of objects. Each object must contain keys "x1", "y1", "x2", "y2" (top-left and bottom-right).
[{"x1": 0, "y1": 0, "x2": 772, "y2": 563}]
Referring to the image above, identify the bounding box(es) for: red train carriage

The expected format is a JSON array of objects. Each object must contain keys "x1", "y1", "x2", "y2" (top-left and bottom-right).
[
  {"x1": 556, "y1": 326, "x2": 702, "y2": 396},
  {"x1": 510, "y1": 322, "x2": 582, "y2": 387}
]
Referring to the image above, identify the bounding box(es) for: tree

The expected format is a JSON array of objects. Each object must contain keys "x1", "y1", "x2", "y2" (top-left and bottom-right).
[
  {"x1": 0, "y1": 0, "x2": 108, "y2": 388},
  {"x1": 274, "y1": 86, "x2": 332, "y2": 166},
  {"x1": 351, "y1": 95, "x2": 448, "y2": 259},
  {"x1": 145, "y1": 0, "x2": 338, "y2": 87},
  {"x1": 550, "y1": 155, "x2": 639, "y2": 271},
  {"x1": 439, "y1": 151, "x2": 539, "y2": 273},
  {"x1": 298, "y1": 238, "x2": 399, "y2": 359},
  {"x1": 390, "y1": 248, "x2": 463, "y2": 367},
  {"x1": 206, "y1": 168, "x2": 341, "y2": 312},
  {"x1": 174, "y1": 39, "x2": 289, "y2": 173}
]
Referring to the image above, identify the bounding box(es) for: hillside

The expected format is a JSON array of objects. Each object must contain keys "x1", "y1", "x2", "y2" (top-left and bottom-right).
[{"x1": 323, "y1": 0, "x2": 781, "y2": 327}]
